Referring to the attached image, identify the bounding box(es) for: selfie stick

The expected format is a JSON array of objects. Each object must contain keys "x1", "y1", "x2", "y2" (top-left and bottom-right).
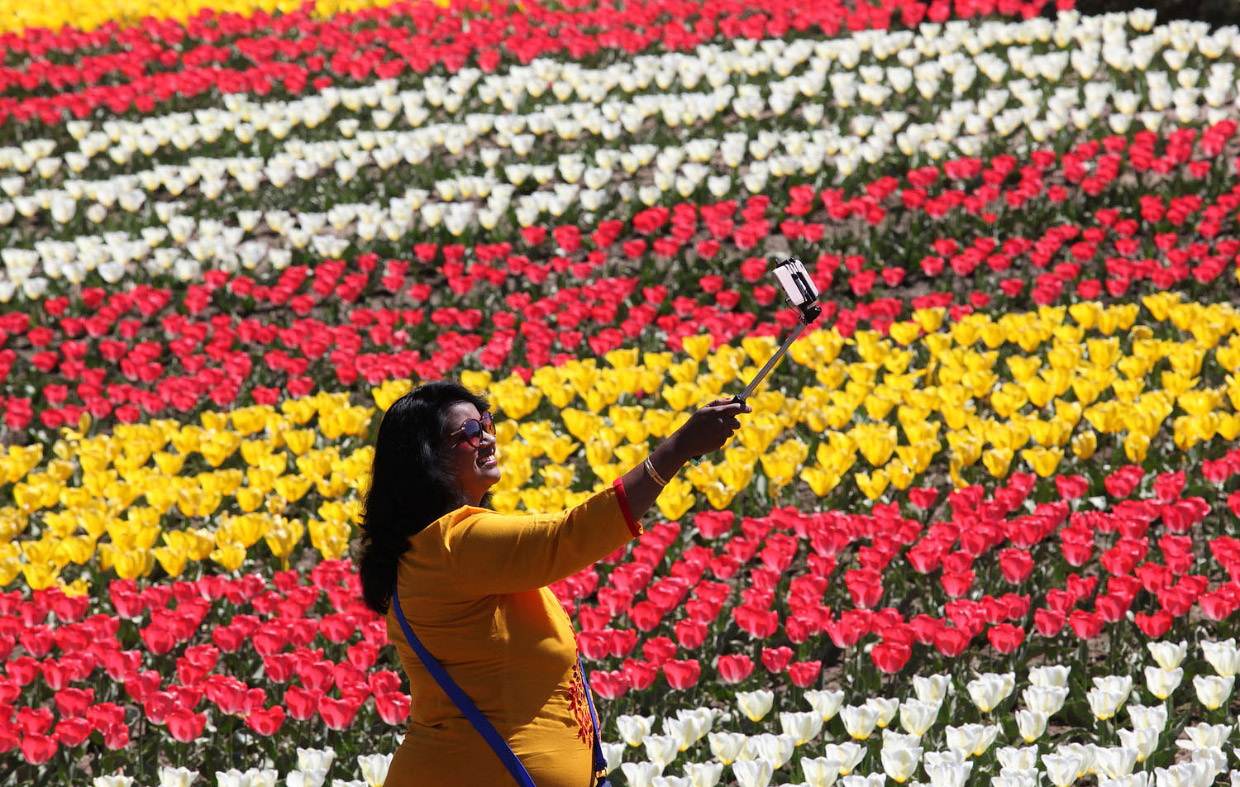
[
  {"x1": 732, "y1": 257, "x2": 823, "y2": 403},
  {"x1": 690, "y1": 258, "x2": 822, "y2": 463}
]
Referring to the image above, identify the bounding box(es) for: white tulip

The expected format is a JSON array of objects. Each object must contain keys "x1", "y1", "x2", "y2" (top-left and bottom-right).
[
  {"x1": 925, "y1": 758, "x2": 972, "y2": 787},
  {"x1": 996, "y1": 747, "x2": 1039, "y2": 772},
  {"x1": 618, "y1": 715, "x2": 656, "y2": 746},
  {"x1": 1015, "y1": 710, "x2": 1048, "y2": 743},
  {"x1": 841, "y1": 704, "x2": 880, "y2": 740},
  {"x1": 601, "y1": 742, "x2": 624, "y2": 775},
  {"x1": 94, "y1": 777, "x2": 135, "y2": 787},
  {"x1": 644, "y1": 733, "x2": 680, "y2": 766},
  {"x1": 1178, "y1": 723, "x2": 1233, "y2": 750},
  {"x1": 780, "y1": 711, "x2": 824, "y2": 745},
  {"x1": 747, "y1": 733, "x2": 797, "y2": 768},
  {"x1": 899, "y1": 699, "x2": 940, "y2": 737},
  {"x1": 801, "y1": 757, "x2": 844, "y2": 787},
  {"x1": 158, "y1": 766, "x2": 199, "y2": 787},
  {"x1": 1193, "y1": 675, "x2": 1235, "y2": 710},
  {"x1": 967, "y1": 673, "x2": 1015, "y2": 713},
  {"x1": 1145, "y1": 667, "x2": 1183, "y2": 701},
  {"x1": 825, "y1": 743, "x2": 866, "y2": 776},
  {"x1": 1022, "y1": 685, "x2": 1068, "y2": 716},
  {"x1": 1042, "y1": 753, "x2": 1084, "y2": 787},
  {"x1": 1097, "y1": 748, "x2": 1139, "y2": 779},
  {"x1": 882, "y1": 745, "x2": 923, "y2": 784},
  {"x1": 913, "y1": 675, "x2": 953, "y2": 704},
  {"x1": 1202, "y1": 640, "x2": 1240, "y2": 677},
  {"x1": 622, "y1": 761, "x2": 665, "y2": 787},
  {"x1": 1088, "y1": 688, "x2": 1129, "y2": 722},
  {"x1": 945, "y1": 724, "x2": 1001, "y2": 757},
  {"x1": 286, "y1": 772, "x2": 326, "y2": 787},
  {"x1": 732, "y1": 760, "x2": 774, "y2": 787},
  {"x1": 709, "y1": 732, "x2": 748, "y2": 765},
  {"x1": 356, "y1": 754, "x2": 391, "y2": 787},
  {"x1": 682, "y1": 761, "x2": 724, "y2": 787},
  {"x1": 1118, "y1": 728, "x2": 1159, "y2": 763}
]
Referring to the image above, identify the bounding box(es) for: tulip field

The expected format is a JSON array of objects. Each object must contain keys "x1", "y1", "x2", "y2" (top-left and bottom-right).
[{"x1": 15, "y1": 0, "x2": 1240, "y2": 784}]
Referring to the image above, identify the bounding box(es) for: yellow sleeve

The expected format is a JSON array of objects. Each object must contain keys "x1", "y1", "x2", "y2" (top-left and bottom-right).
[{"x1": 443, "y1": 479, "x2": 642, "y2": 595}]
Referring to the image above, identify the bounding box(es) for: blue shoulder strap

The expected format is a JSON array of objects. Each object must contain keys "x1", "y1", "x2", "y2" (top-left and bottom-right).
[
  {"x1": 391, "y1": 584, "x2": 537, "y2": 787},
  {"x1": 578, "y1": 655, "x2": 610, "y2": 781}
]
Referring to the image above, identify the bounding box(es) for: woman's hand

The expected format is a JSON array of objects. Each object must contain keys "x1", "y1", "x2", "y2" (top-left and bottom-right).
[
  {"x1": 668, "y1": 397, "x2": 753, "y2": 460},
  {"x1": 617, "y1": 397, "x2": 754, "y2": 525}
]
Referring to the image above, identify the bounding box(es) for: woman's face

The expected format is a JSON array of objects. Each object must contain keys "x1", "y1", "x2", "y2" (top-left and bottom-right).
[{"x1": 442, "y1": 401, "x2": 500, "y2": 506}]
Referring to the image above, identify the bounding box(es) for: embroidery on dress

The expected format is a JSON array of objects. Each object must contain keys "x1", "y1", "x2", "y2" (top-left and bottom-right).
[{"x1": 566, "y1": 660, "x2": 595, "y2": 749}]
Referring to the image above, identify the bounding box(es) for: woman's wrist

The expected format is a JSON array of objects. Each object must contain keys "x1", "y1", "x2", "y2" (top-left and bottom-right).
[{"x1": 650, "y1": 435, "x2": 689, "y2": 483}]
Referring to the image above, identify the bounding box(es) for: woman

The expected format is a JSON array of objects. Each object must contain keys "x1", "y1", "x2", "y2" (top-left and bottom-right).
[{"x1": 357, "y1": 379, "x2": 750, "y2": 787}]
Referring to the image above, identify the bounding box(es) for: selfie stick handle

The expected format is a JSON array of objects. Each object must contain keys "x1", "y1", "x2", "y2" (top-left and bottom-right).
[{"x1": 689, "y1": 304, "x2": 822, "y2": 465}]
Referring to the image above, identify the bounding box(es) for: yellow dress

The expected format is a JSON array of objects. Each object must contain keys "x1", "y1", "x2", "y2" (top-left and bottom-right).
[{"x1": 383, "y1": 479, "x2": 641, "y2": 787}]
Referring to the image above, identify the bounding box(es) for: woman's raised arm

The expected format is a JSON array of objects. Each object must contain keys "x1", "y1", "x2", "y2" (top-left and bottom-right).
[{"x1": 616, "y1": 397, "x2": 751, "y2": 519}]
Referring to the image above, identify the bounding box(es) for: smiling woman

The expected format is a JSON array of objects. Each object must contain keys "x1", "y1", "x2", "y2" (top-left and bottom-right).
[{"x1": 355, "y1": 379, "x2": 749, "y2": 787}]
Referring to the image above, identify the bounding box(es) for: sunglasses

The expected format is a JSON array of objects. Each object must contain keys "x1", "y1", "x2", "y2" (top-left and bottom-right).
[{"x1": 444, "y1": 411, "x2": 495, "y2": 447}]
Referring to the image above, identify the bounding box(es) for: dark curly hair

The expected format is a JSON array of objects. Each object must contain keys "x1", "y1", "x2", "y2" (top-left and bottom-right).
[{"x1": 356, "y1": 379, "x2": 490, "y2": 615}]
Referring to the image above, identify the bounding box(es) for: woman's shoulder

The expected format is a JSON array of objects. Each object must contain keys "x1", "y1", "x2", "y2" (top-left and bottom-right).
[{"x1": 405, "y1": 504, "x2": 497, "y2": 547}]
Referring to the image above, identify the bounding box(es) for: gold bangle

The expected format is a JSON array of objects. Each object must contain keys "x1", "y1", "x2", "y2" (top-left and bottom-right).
[{"x1": 643, "y1": 457, "x2": 669, "y2": 487}]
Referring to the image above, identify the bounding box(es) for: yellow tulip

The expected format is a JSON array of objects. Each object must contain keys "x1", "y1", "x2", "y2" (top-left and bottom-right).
[
  {"x1": 113, "y1": 547, "x2": 154, "y2": 580},
  {"x1": 1124, "y1": 433, "x2": 1151, "y2": 463},
  {"x1": 210, "y1": 541, "x2": 247, "y2": 572},
  {"x1": 264, "y1": 518, "x2": 305, "y2": 567},
  {"x1": 657, "y1": 479, "x2": 695, "y2": 521},
  {"x1": 801, "y1": 466, "x2": 841, "y2": 496},
  {"x1": 1220, "y1": 411, "x2": 1240, "y2": 443},
  {"x1": 703, "y1": 482, "x2": 739, "y2": 510},
  {"x1": 982, "y1": 448, "x2": 1014, "y2": 478},
  {"x1": 991, "y1": 385, "x2": 1028, "y2": 418},
  {"x1": 662, "y1": 382, "x2": 699, "y2": 412},
  {"x1": 1007, "y1": 356, "x2": 1042, "y2": 383},
  {"x1": 1021, "y1": 446, "x2": 1063, "y2": 477},
  {"x1": 913, "y1": 308, "x2": 945, "y2": 334},
  {"x1": 153, "y1": 546, "x2": 189, "y2": 577},
  {"x1": 888, "y1": 321, "x2": 921, "y2": 347},
  {"x1": 22, "y1": 562, "x2": 60, "y2": 591},
  {"x1": 853, "y1": 424, "x2": 897, "y2": 467},
  {"x1": 886, "y1": 460, "x2": 916, "y2": 490},
  {"x1": 1071, "y1": 430, "x2": 1097, "y2": 460},
  {"x1": 855, "y1": 469, "x2": 890, "y2": 500},
  {"x1": 682, "y1": 334, "x2": 713, "y2": 362},
  {"x1": 1217, "y1": 340, "x2": 1240, "y2": 372}
]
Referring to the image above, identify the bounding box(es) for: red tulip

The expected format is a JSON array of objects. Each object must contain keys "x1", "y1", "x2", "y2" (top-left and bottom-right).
[
  {"x1": 934, "y1": 627, "x2": 971, "y2": 657},
  {"x1": 716, "y1": 654, "x2": 754, "y2": 685},
  {"x1": 673, "y1": 619, "x2": 708, "y2": 650},
  {"x1": 1134, "y1": 610, "x2": 1174, "y2": 637},
  {"x1": 998, "y1": 549, "x2": 1034, "y2": 584},
  {"x1": 52, "y1": 717, "x2": 93, "y2": 747},
  {"x1": 165, "y1": 708, "x2": 206, "y2": 743},
  {"x1": 53, "y1": 687, "x2": 94, "y2": 718},
  {"x1": 870, "y1": 642, "x2": 911, "y2": 674},
  {"x1": 318, "y1": 696, "x2": 361, "y2": 730},
  {"x1": 641, "y1": 637, "x2": 677, "y2": 667},
  {"x1": 284, "y1": 686, "x2": 322, "y2": 721},
  {"x1": 986, "y1": 624, "x2": 1025, "y2": 654},
  {"x1": 621, "y1": 660, "x2": 658, "y2": 691},
  {"x1": 733, "y1": 605, "x2": 778, "y2": 639},
  {"x1": 245, "y1": 706, "x2": 286, "y2": 736},
  {"x1": 1068, "y1": 610, "x2": 1104, "y2": 640},
  {"x1": 588, "y1": 670, "x2": 629, "y2": 700},
  {"x1": 15, "y1": 707, "x2": 52, "y2": 736},
  {"x1": 19, "y1": 732, "x2": 57, "y2": 764},
  {"x1": 374, "y1": 691, "x2": 411, "y2": 725},
  {"x1": 788, "y1": 661, "x2": 822, "y2": 688},
  {"x1": 754, "y1": 646, "x2": 790, "y2": 674},
  {"x1": 662, "y1": 659, "x2": 701, "y2": 690}
]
